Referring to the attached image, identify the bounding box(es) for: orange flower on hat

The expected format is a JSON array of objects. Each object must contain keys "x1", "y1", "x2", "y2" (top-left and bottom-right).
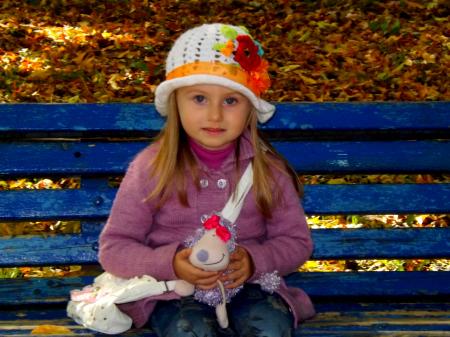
[
  {"x1": 221, "y1": 39, "x2": 235, "y2": 57},
  {"x1": 250, "y1": 73, "x2": 270, "y2": 96},
  {"x1": 249, "y1": 59, "x2": 271, "y2": 96}
]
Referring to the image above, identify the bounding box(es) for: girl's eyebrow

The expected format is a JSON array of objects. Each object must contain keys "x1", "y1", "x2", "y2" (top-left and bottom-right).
[
  {"x1": 225, "y1": 92, "x2": 245, "y2": 97},
  {"x1": 181, "y1": 89, "x2": 208, "y2": 96}
]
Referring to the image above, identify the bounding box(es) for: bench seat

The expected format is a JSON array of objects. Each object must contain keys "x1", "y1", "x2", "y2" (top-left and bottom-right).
[{"x1": 2, "y1": 301, "x2": 450, "y2": 336}]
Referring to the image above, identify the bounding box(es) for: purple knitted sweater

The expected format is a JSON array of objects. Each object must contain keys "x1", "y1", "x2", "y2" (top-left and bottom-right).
[{"x1": 98, "y1": 130, "x2": 315, "y2": 328}]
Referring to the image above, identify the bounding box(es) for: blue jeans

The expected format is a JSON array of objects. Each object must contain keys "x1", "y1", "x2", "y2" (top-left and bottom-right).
[{"x1": 150, "y1": 283, "x2": 293, "y2": 337}]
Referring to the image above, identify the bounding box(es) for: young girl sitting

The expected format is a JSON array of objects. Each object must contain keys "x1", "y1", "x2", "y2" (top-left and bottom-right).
[{"x1": 99, "y1": 23, "x2": 315, "y2": 336}]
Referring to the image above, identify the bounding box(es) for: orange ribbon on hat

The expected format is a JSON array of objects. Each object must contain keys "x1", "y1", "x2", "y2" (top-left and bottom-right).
[{"x1": 166, "y1": 61, "x2": 270, "y2": 97}]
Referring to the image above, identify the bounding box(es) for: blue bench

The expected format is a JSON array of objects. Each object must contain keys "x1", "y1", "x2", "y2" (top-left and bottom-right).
[{"x1": 1, "y1": 102, "x2": 449, "y2": 336}]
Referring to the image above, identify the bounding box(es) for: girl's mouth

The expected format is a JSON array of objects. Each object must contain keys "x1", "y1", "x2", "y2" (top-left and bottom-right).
[{"x1": 203, "y1": 128, "x2": 225, "y2": 134}]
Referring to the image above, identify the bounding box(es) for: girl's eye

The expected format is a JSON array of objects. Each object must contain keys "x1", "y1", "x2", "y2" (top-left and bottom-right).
[
  {"x1": 193, "y1": 95, "x2": 206, "y2": 104},
  {"x1": 224, "y1": 97, "x2": 238, "y2": 105}
]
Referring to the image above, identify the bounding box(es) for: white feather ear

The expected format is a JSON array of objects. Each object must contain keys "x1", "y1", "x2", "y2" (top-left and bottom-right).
[{"x1": 215, "y1": 281, "x2": 229, "y2": 329}]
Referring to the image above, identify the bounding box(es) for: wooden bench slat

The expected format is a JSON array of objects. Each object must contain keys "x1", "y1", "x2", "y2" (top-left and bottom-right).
[
  {"x1": 0, "y1": 234, "x2": 98, "y2": 266},
  {"x1": 299, "y1": 301, "x2": 450, "y2": 336},
  {"x1": 2, "y1": 304, "x2": 449, "y2": 336},
  {"x1": 2, "y1": 140, "x2": 450, "y2": 176},
  {"x1": 0, "y1": 277, "x2": 87, "y2": 305},
  {"x1": 1, "y1": 102, "x2": 449, "y2": 133},
  {"x1": 1, "y1": 272, "x2": 448, "y2": 306},
  {"x1": 299, "y1": 311, "x2": 450, "y2": 336},
  {"x1": 303, "y1": 184, "x2": 450, "y2": 214},
  {"x1": 286, "y1": 272, "x2": 450, "y2": 297},
  {"x1": 311, "y1": 301, "x2": 450, "y2": 313},
  {"x1": 1, "y1": 303, "x2": 449, "y2": 337},
  {"x1": 0, "y1": 103, "x2": 163, "y2": 134},
  {"x1": 278, "y1": 140, "x2": 450, "y2": 173},
  {"x1": 0, "y1": 307, "x2": 153, "y2": 336},
  {"x1": 312, "y1": 228, "x2": 450, "y2": 259},
  {"x1": 1, "y1": 184, "x2": 449, "y2": 221},
  {"x1": 0, "y1": 329, "x2": 152, "y2": 337},
  {"x1": 0, "y1": 188, "x2": 114, "y2": 221},
  {"x1": 296, "y1": 331, "x2": 450, "y2": 336},
  {"x1": 0, "y1": 142, "x2": 146, "y2": 176},
  {"x1": 1, "y1": 228, "x2": 448, "y2": 266},
  {"x1": 269, "y1": 102, "x2": 450, "y2": 132}
]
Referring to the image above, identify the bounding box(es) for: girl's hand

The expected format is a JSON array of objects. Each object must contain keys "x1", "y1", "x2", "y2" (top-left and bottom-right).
[
  {"x1": 221, "y1": 246, "x2": 254, "y2": 289},
  {"x1": 173, "y1": 248, "x2": 220, "y2": 290}
]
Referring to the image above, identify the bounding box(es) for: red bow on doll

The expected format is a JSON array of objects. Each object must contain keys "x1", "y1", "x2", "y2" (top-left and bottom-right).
[{"x1": 203, "y1": 215, "x2": 231, "y2": 242}]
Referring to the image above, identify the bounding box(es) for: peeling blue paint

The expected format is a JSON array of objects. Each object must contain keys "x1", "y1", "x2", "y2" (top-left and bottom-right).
[{"x1": 300, "y1": 124, "x2": 313, "y2": 129}]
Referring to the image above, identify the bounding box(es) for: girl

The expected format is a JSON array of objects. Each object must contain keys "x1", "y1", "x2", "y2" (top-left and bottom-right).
[{"x1": 99, "y1": 23, "x2": 315, "y2": 336}]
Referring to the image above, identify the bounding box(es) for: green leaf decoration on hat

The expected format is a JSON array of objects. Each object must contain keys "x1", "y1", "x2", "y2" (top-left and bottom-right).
[
  {"x1": 213, "y1": 42, "x2": 226, "y2": 52},
  {"x1": 221, "y1": 25, "x2": 239, "y2": 40},
  {"x1": 238, "y1": 25, "x2": 250, "y2": 35}
]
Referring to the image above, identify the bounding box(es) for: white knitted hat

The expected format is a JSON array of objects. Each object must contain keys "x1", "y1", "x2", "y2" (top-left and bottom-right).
[{"x1": 154, "y1": 23, "x2": 275, "y2": 123}]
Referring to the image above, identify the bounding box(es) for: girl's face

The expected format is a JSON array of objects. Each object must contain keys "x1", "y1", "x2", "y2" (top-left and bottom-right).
[{"x1": 176, "y1": 84, "x2": 252, "y2": 150}]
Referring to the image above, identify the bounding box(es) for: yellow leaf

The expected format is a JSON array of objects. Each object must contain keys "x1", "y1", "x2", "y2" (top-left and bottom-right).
[
  {"x1": 73, "y1": 51, "x2": 87, "y2": 65},
  {"x1": 102, "y1": 30, "x2": 112, "y2": 39},
  {"x1": 117, "y1": 50, "x2": 132, "y2": 59},
  {"x1": 279, "y1": 64, "x2": 301, "y2": 72},
  {"x1": 80, "y1": 56, "x2": 96, "y2": 72},
  {"x1": 10, "y1": 179, "x2": 27, "y2": 189},
  {"x1": 67, "y1": 95, "x2": 82, "y2": 103},
  {"x1": 405, "y1": 0, "x2": 423, "y2": 9},
  {"x1": 108, "y1": 74, "x2": 122, "y2": 90},
  {"x1": 31, "y1": 325, "x2": 73, "y2": 335},
  {"x1": 28, "y1": 70, "x2": 52, "y2": 81},
  {"x1": 297, "y1": 74, "x2": 317, "y2": 84},
  {"x1": 327, "y1": 178, "x2": 347, "y2": 184},
  {"x1": 132, "y1": 95, "x2": 150, "y2": 103}
]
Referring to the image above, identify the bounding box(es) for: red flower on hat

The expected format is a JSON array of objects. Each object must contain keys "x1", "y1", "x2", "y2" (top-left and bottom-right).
[
  {"x1": 232, "y1": 34, "x2": 270, "y2": 95},
  {"x1": 234, "y1": 35, "x2": 261, "y2": 72}
]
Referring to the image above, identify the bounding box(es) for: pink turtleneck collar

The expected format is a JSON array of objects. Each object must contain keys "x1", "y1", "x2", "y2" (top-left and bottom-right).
[{"x1": 188, "y1": 138, "x2": 236, "y2": 170}]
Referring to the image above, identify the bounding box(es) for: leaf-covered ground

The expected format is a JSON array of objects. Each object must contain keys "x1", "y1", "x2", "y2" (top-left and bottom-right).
[{"x1": 1, "y1": 0, "x2": 448, "y2": 102}]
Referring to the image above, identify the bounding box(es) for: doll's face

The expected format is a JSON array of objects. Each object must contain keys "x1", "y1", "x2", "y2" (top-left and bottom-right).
[{"x1": 189, "y1": 229, "x2": 230, "y2": 272}]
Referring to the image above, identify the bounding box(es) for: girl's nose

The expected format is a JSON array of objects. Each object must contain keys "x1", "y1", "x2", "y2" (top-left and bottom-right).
[
  {"x1": 196, "y1": 249, "x2": 209, "y2": 262},
  {"x1": 207, "y1": 104, "x2": 223, "y2": 122}
]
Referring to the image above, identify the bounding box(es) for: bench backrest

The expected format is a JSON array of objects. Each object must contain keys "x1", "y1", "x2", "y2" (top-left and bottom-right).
[{"x1": 1, "y1": 102, "x2": 449, "y2": 305}]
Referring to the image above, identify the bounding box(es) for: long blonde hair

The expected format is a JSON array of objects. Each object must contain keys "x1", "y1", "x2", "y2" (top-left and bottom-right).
[{"x1": 148, "y1": 93, "x2": 302, "y2": 218}]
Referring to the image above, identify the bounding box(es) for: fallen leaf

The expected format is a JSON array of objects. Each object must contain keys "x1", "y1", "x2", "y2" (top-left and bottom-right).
[
  {"x1": 31, "y1": 325, "x2": 73, "y2": 335},
  {"x1": 279, "y1": 64, "x2": 301, "y2": 72}
]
